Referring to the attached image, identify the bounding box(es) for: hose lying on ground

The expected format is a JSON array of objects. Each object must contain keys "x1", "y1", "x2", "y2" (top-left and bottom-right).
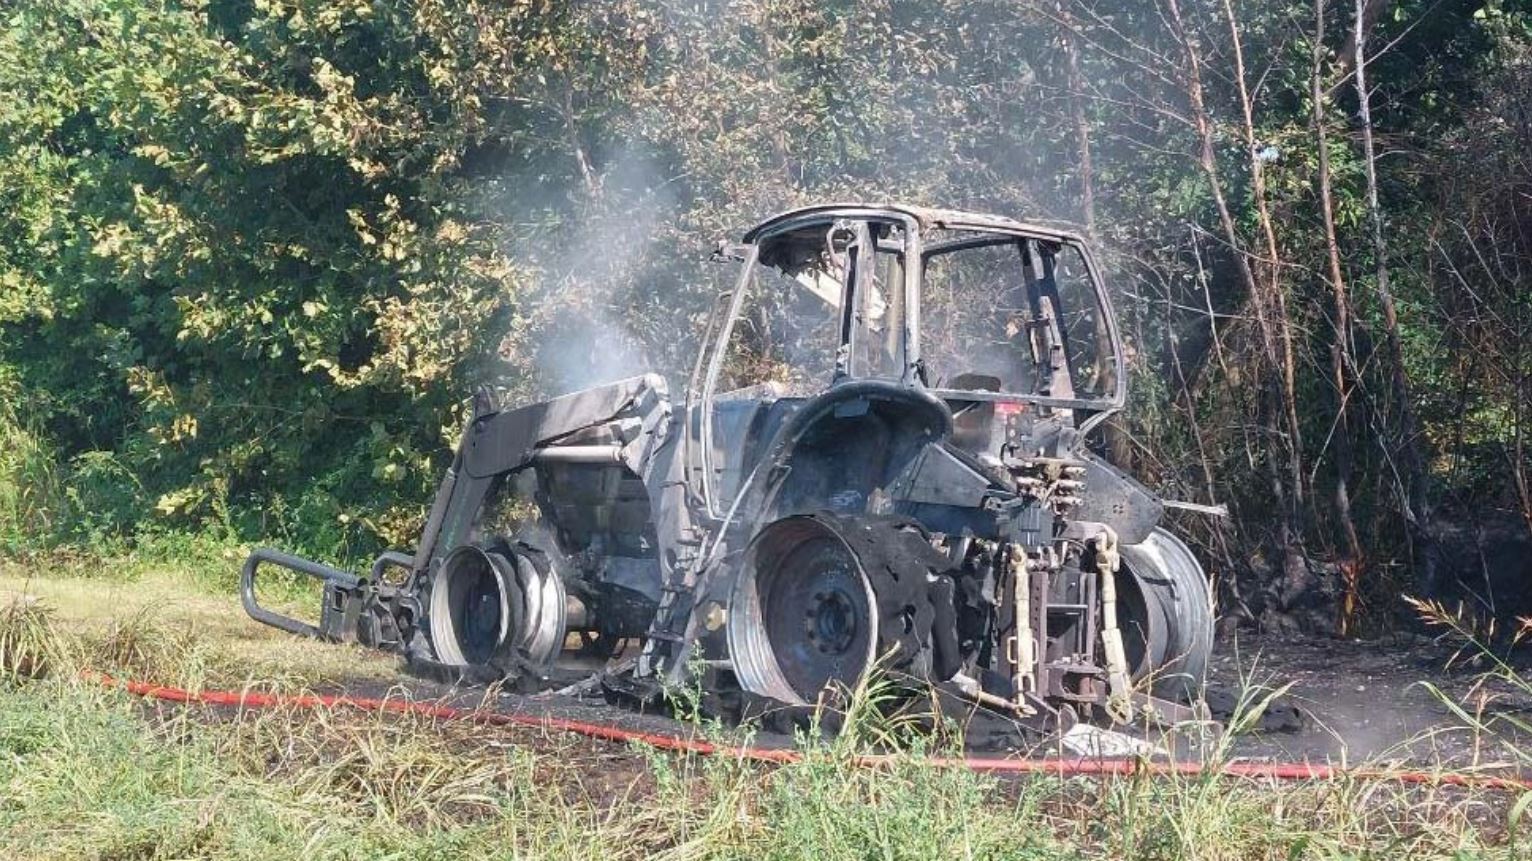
[{"x1": 84, "y1": 671, "x2": 1532, "y2": 792}]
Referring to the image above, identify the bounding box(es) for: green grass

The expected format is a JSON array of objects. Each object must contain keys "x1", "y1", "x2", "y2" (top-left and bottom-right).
[
  {"x1": 0, "y1": 557, "x2": 1527, "y2": 859},
  {"x1": 0, "y1": 400, "x2": 64, "y2": 553},
  {"x1": 0, "y1": 675, "x2": 1523, "y2": 861}
]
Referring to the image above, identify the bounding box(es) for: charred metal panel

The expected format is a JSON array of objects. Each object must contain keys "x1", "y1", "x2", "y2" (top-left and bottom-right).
[
  {"x1": 889, "y1": 443, "x2": 997, "y2": 509},
  {"x1": 1070, "y1": 451, "x2": 1163, "y2": 546},
  {"x1": 461, "y1": 374, "x2": 665, "y2": 480}
]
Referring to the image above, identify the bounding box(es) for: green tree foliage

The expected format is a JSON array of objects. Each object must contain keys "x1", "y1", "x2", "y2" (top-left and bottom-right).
[
  {"x1": 1, "y1": 0, "x2": 1529, "y2": 626},
  {"x1": 0, "y1": 0, "x2": 548, "y2": 553}
]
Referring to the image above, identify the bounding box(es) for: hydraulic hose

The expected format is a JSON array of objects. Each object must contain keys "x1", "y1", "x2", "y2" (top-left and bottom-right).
[{"x1": 85, "y1": 671, "x2": 1532, "y2": 792}]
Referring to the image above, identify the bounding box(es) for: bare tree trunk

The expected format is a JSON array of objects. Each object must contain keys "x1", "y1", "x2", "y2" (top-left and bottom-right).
[
  {"x1": 1354, "y1": 0, "x2": 1435, "y2": 593},
  {"x1": 1163, "y1": 263, "x2": 1237, "y2": 582},
  {"x1": 1167, "y1": 0, "x2": 1314, "y2": 618},
  {"x1": 1062, "y1": 13, "x2": 1097, "y2": 241},
  {"x1": 1512, "y1": 288, "x2": 1532, "y2": 537},
  {"x1": 1515, "y1": 401, "x2": 1532, "y2": 539},
  {"x1": 1313, "y1": 0, "x2": 1365, "y2": 633},
  {"x1": 1165, "y1": 0, "x2": 1274, "y2": 372},
  {"x1": 1337, "y1": 0, "x2": 1394, "y2": 76},
  {"x1": 1189, "y1": 229, "x2": 1244, "y2": 579},
  {"x1": 1517, "y1": 274, "x2": 1532, "y2": 539},
  {"x1": 1059, "y1": 2, "x2": 1133, "y2": 470},
  {"x1": 561, "y1": 83, "x2": 600, "y2": 198},
  {"x1": 1222, "y1": 0, "x2": 1306, "y2": 516}
]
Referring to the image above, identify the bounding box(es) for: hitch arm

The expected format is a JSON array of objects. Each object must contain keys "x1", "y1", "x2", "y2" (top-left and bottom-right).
[{"x1": 240, "y1": 548, "x2": 369, "y2": 643}]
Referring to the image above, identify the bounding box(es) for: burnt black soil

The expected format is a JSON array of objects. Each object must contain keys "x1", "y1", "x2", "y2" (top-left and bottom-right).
[{"x1": 1203, "y1": 631, "x2": 1532, "y2": 768}]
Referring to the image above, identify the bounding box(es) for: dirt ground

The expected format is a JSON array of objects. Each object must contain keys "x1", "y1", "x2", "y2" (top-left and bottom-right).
[
  {"x1": 1203, "y1": 631, "x2": 1532, "y2": 768},
  {"x1": 318, "y1": 630, "x2": 1532, "y2": 775},
  {"x1": 9, "y1": 571, "x2": 1527, "y2": 773}
]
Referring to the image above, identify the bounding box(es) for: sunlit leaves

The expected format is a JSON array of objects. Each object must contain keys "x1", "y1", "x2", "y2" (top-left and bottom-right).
[{"x1": 0, "y1": 0, "x2": 532, "y2": 552}]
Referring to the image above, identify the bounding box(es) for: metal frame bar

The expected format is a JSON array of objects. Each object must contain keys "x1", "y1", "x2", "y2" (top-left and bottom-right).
[{"x1": 719, "y1": 204, "x2": 1127, "y2": 414}]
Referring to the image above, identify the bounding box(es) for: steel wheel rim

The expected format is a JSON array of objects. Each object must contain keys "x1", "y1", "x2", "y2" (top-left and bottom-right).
[
  {"x1": 728, "y1": 516, "x2": 879, "y2": 704},
  {"x1": 430, "y1": 546, "x2": 515, "y2": 667}
]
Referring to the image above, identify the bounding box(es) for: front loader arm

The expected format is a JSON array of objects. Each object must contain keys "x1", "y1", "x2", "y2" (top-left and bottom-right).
[{"x1": 240, "y1": 374, "x2": 686, "y2": 665}]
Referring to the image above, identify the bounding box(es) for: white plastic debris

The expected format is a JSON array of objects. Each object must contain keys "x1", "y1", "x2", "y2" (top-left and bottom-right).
[{"x1": 1059, "y1": 723, "x2": 1167, "y2": 759}]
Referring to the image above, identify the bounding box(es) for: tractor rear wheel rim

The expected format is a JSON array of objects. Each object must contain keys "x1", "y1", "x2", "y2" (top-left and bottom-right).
[{"x1": 764, "y1": 536, "x2": 873, "y2": 696}]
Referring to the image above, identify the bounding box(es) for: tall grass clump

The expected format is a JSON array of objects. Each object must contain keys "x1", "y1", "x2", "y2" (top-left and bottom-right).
[
  {"x1": 0, "y1": 597, "x2": 62, "y2": 680},
  {"x1": 88, "y1": 605, "x2": 233, "y2": 691},
  {"x1": 1408, "y1": 597, "x2": 1532, "y2": 769},
  {"x1": 0, "y1": 390, "x2": 62, "y2": 552},
  {"x1": 0, "y1": 591, "x2": 224, "y2": 690}
]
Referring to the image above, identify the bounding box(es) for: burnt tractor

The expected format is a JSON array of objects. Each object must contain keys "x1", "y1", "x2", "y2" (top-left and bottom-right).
[{"x1": 244, "y1": 203, "x2": 1214, "y2": 731}]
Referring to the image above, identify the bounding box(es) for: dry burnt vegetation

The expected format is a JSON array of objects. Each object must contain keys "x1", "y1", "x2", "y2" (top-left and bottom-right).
[
  {"x1": 2, "y1": 0, "x2": 1532, "y2": 856},
  {"x1": 0, "y1": 584, "x2": 1530, "y2": 859}
]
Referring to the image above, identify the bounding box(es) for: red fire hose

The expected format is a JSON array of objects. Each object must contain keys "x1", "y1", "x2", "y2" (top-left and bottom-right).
[{"x1": 86, "y1": 672, "x2": 1532, "y2": 792}]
